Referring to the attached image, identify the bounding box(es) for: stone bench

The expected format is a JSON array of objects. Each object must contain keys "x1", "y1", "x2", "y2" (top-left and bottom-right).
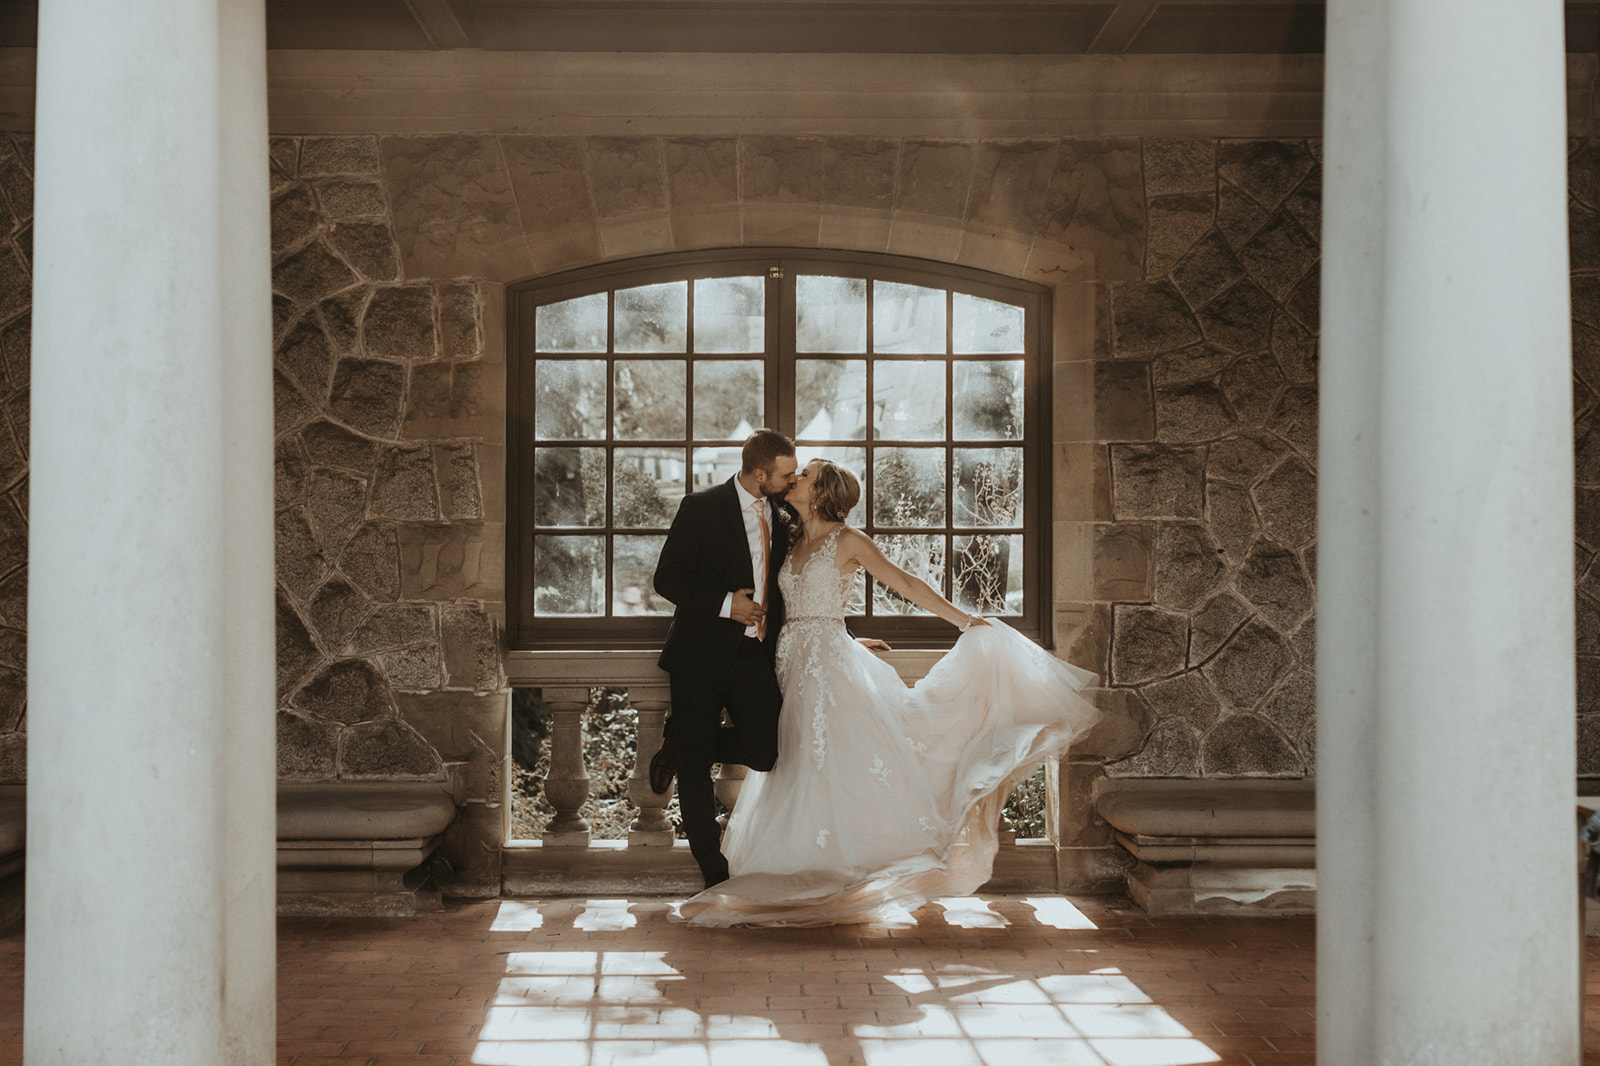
[
  {"x1": 277, "y1": 782, "x2": 458, "y2": 917},
  {"x1": 1094, "y1": 778, "x2": 1316, "y2": 915}
]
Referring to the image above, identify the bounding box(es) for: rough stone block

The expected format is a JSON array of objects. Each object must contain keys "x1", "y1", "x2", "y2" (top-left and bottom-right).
[
  {"x1": 328, "y1": 357, "x2": 406, "y2": 439},
  {"x1": 315, "y1": 179, "x2": 388, "y2": 220},
  {"x1": 0, "y1": 248, "x2": 24, "y2": 329},
  {"x1": 1106, "y1": 716, "x2": 1200, "y2": 777},
  {"x1": 1203, "y1": 618, "x2": 1295, "y2": 711},
  {"x1": 1236, "y1": 540, "x2": 1314, "y2": 632},
  {"x1": 1238, "y1": 211, "x2": 1319, "y2": 304},
  {"x1": 1217, "y1": 140, "x2": 1316, "y2": 214},
  {"x1": 340, "y1": 522, "x2": 402, "y2": 602},
  {"x1": 0, "y1": 140, "x2": 32, "y2": 224},
  {"x1": 274, "y1": 371, "x2": 315, "y2": 442},
  {"x1": 403, "y1": 362, "x2": 497, "y2": 441},
  {"x1": 0, "y1": 314, "x2": 28, "y2": 394},
  {"x1": 441, "y1": 605, "x2": 503, "y2": 693},
  {"x1": 273, "y1": 239, "x2": 359, "y2": 307},
  {"x1": 1110, "y1": 281, "x2": 1202, "y2": 357},
  {"x1": 1198, "y1": 279, "x2": 1275, "y2": 354},
  {"x1": 1144, "y1": 139, "x2": 1215, "y2": 197},
  {"x1": 1094, "y1": 361, "x2": 1155, "y2": 442},
  {"x1": 378, "y1": 643, "x2": 447, "y2": 693},
  {"x1": 1219, "y1": 350, "x2": 1286, "y2": 428},
  {"x1": 1285, "y1": 165, "x2": 1320, "y2": 241},
  {"x1": 1154, "y1": 380, "x2": 1236, "y2": 443},
  {"x1": 1153, "y1": 523, "x2": 1228, "y2": 611},
  {"x1": 440, "y1": 283, "x2": 481, "y2": 361},
  {"x1": 381, "y1": 135, "x2": 533, "y2": 280},
  {"x1": 301, "y1": 136, "x2": 381, "y2": 177},
  {"x1": 438, "y1": 443, "x2": 483, "y2": 520},
  {"x1": 0, "y1": 625, "x2": 24, "y2": 673},
  {"x1": 1208, "y1": 432, "x2": 1288, "y2": 486},
  {"x1": 364, "y1": 285, "x2": 437, "y2": 362},
  {"x1": 663, "y1": 137, "x2": 739, "y2": 207},
  {"x1": 318, "y1": 287, "x2": 370, "y2": 355},
  {"x1": 0, "y1": 414, "x2": 24, "y2": 497},
  {"x1": 399, "y1": 522, "x2": 503, "y2": 601},
  {"x1": 1270, "y1": 311, "x2": 1318, "y2": 384},
  {"x1": 276, "y1": 593, "x2": 323, "y2": 699},
  {"x1": 1110, "y1": 603, "x2": 1188, "y2": 686},
  {"x1": 331, "y1": 222, "x2": 400, "y2": 283},
  {"x1": 0, "y1": 664, "x2": 21, "y2": 733},
  {"x1": 1216, "y1": 178, "x2": 1271, "y2": 251},
  {"x1": 1285, "y1": 264, "x2": 1320, "y2": 332},
  {"x1": 271, "y1": 185, "x2": 321, "y2": 256},
  {"x1": 370, "y1": 443, "x2": 441, "y2": 520},
  {"x1": 743, "y1": 136, "x2": 825, "y2": 203},
  {"x1": 277, "y1": 318, "x2": 335, "y2": 405},
  {"x1": 293, "y1": 659, "x2": 397, "y2": 725},
  {"x1": 276, "y1": 709, "x2": 338, "y2": 779},
  {"x1": 896, "y1": 140, "x2": 975, "y2": 218},
  {"x1": 1169, "y1": 231, "x2": 1243, "y2": 311},
  {"x1": 1109, "y1": 443, "x2": 1204, "y2": 520},
  {"x1": 1262, "y1": 668, "x2": 1314, "y2": 736},
  {"x1": 340, "y1": 718, "x2": 444, "y2": 779},
  {"x1": 1252, "y1": 456, "x2": 1316, "y2": 548},
  {"x1": 820, "y1": 137, "x2": 899, "y2": 209},
  {"x1": 1268, "y1": 384, "x2": 1318, "y2": 461},
  {"x1": 346, "y1": 603, "x2": 437, "y2": 658},
  {"x1": 1200, "y1": 713, "x2": 1304, "y2": 776},
  {"x1": 1041, "y1": 140, "x2": 1146, "y2": 280},
  {"x1": 1188, "y1": 590, "x2": 1251, "y2": 666},
  {"x1": 308, "y1": 576, "x2": 372, "y2": 654},
  {"x1": 1144, "y1": 194, "x2": 1215, "y2": 279},
  {"x1": 1139, "y1": 669, "x2": 1224, "y2": 733},
  {"x1": 0, "y1": 567, "x2": 23, "y2": 630},
  {"x1": 301, "y1": 420, "x2": 377, "y2": 476},
  {"x1": 276, "y1": 509, "x2": 330, "y2": 602},
  {"x1": 306, "y1": 470, "x2": 368, "y2": 556}
]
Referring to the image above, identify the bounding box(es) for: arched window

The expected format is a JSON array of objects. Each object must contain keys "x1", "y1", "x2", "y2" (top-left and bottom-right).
[{"x1": 507, "y1": 249, "x2": 1050, "y2": 649}]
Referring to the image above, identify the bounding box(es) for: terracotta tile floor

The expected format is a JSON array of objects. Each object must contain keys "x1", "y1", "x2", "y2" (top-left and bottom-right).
[{"x1": 0, "y1": 895, "x2": 1598, "y2": 1064}]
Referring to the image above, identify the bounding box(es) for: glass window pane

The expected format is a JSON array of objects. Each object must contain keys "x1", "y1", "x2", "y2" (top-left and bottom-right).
[
  {"x1": 872, "y1": 534, "x2": 944, "y2": 616},
  {"x1": 693, "y1": 360, "x2": 764, "y2": 441},
  {"x1": 615, "y1": 360, "x2": 686, "y2": 440},
  {"x1": 873, "y1": 360, "x2": 945, "y2": 440},
  {"x1": 534, "y1": 360, "x2": 606, "y2": 440},
  {"x1": 872, "y1": 448, "x2": 946, "y2": 527},
  {"x1": 953, "y1": 360, "x2": 1024, "y2": 440},
  {"x1": 845, "y1": 569, "x2": 866, "y2": 615},
  {"x1": 953, "y1": 292, "x2": 1025, "y2": 354},
  {"x1": 874, "y1": 281, "x2": 945, "y2": 354},
  {"x1": 533, "y1": 447, "x2": 605, "y2": 527},
  {"x1": 614, "y1": 448, "x2": 685, "y2": 528},
  {"x1": 615, "y1": 281, "x2": 688, "y2": 353},
  {"x1": 796, "y1": 359, "x2": 867, "y2": 441},
  {"x1": 954, "y1": 447, "x2": 1023, "y2": 528},
  {"x1": 953, "y1": 534, "x2": 1023, "y2": 616},
  {"x1": 694, "y1": 276, "x2": 765, "y2": 353},
  {"x1": 692, "y1": 444, "x2": 743, "y2": 491},
  {"x1": 797, "y1": 275, "x2": 867, "y2": 353},
  {"x1": 534, "y1": 535, "x2": 602, "y2": 615},
  {"x1": 614, "y1": 535, "x2": 673, "y2": 615},
  {"x1": 794, "y1": 446, "x2": 867, "y2": 526},
  {"x1": 536, "y1": 293, "x2": 607, "y2": 353}
]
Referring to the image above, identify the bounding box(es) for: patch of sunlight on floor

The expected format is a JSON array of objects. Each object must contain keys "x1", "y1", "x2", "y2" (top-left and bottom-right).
[
  {"x1": 1090, "y1": 1039, "x2": 1222, "y2": 1066},
  {"x1": 936, "y1": 897, "x2": 1007, "y2": 928},
  {"x1": 490, "y1": 901, "x2": 545, "y2": 932},
  {"x1": 1024, "y1": 896, "x2": 1099, "y2": 929},
  {"x1": 574, "y1": 899, "x2": 638, "y2": 931}
]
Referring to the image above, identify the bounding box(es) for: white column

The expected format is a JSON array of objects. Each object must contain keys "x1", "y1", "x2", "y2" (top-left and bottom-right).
[
  {"x1": 27, "y1": 0, "x2": 276, "y2": 1062},
  {"x1": 1320, "y1": 0, "x2": 1578, "y2": 1062}
]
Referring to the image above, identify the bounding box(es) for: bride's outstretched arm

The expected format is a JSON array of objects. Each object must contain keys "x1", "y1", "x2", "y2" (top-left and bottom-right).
[{"x1": 837, "y1": 528, "x2": 988, "y2": 631}]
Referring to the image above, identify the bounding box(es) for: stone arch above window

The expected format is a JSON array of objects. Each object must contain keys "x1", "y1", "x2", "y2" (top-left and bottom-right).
[{"x1": 378, "y1": 135, "x2": 1147, "y2": 283}]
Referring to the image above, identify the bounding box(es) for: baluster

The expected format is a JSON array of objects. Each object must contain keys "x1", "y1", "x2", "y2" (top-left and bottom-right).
[
  {"x1": 997, "y1": 808, "x2": 1017, "y2": 846},
  {"x1": 541, "y1": 686, "x2": 591, "y2": 847},
  {"x1": 714, "y1": 762, "x2": 748, "y2": 831},
  {"x1": 627, "y1": 688, "x2": 675, "y2": 846}
]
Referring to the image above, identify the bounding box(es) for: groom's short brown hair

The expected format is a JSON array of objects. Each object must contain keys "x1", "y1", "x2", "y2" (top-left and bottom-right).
[{"x1": 741, "y1": 428, "x2": 795, "y2": 474}]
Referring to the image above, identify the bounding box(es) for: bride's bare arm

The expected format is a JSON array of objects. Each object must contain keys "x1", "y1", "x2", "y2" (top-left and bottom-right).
[{"x1": 837, "y1": 528, "x2": 988, "y2": 631}]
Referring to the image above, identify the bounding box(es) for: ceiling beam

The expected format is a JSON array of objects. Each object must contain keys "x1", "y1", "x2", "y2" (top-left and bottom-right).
[
  {"x1": 403, "y1": 0, "x2": 472, "y2": 49},
  {"x1": 1087, "y1": 0, "x2": 1160, "y2": 53}
]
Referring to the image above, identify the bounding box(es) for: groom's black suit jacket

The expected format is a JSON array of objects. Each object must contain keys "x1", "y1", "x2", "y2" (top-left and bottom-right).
[{"x1": 654, "y1": 476, "x2": 791, "y2": 680}]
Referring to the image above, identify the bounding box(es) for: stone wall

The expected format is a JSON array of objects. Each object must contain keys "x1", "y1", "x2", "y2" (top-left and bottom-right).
[
  {"x1": 269, "y1": 135, "x2": 509, "y2": 893},
  {"x1": 0, "y1": 132, "x2": 24, "y2": 782},
  {"x1": 1572, "y1": 141, "x2": 1600, "y2": 776},
  {"x1": 1089, "y1": 140, "x2": 1322, "y2": 778}
]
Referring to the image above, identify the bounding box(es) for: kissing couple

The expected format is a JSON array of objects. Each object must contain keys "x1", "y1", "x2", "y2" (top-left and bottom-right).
[{"x1": 651, "y1": 428, "x2": 1098, "y2": 927}]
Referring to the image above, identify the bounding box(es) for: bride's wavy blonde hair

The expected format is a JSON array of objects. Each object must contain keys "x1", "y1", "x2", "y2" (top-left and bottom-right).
[{"x1": 809, "y1": 460, "x2": 861, "y2": 523}]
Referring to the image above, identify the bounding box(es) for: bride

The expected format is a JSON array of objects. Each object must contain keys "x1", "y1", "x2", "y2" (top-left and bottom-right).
[{"x1": 675, "y1": 458, "x2": 1100, "y2": 927}]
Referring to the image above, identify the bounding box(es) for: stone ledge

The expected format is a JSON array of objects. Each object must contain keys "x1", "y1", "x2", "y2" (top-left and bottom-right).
[
  {"x1": 1094, "y1": 777, "x2": 1315, "y2": 915},
  {"x1": 277, "y1": 781, "x2": 458, "y2": 916}
]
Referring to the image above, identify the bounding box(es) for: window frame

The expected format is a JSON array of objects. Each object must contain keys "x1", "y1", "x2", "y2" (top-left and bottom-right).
[{"x1": 506, "y1": 248, "x2": 1051, "y2": 651}]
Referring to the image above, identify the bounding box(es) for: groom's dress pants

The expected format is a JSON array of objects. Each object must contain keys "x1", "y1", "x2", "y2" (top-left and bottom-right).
[{"x1": 669, "y1": 636, "x2": 783, "y2": 883}]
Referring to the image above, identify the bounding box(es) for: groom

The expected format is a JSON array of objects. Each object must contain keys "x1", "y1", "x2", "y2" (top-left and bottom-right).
[{"x1": 652, "y1": 428, "x2": 797, "y2": 888}]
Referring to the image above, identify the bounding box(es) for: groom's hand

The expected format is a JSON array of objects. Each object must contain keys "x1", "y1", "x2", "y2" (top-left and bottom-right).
[{"x1": 730, "y1": 588, "x2": 765, "y2": 626}]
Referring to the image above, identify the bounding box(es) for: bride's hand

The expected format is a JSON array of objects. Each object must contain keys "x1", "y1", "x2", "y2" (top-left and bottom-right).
[{"x1": 961, "y1": 615, "x2": 991, "y2": 630}]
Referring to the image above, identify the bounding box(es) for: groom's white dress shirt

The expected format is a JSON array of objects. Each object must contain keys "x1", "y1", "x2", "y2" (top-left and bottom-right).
[{"x1": 721, "y1": 478, "x2": 769, "y2": 638}]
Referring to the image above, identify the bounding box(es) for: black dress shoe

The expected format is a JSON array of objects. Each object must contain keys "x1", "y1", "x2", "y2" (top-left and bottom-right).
[{"x1": 648, "y1": 736, "x2": 675, "y2": 794}]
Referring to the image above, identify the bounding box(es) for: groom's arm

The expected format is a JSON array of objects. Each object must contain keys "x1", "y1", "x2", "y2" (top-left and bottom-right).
[{"x1": 653, "y1": 495, "x2": 730, "y2": 618}]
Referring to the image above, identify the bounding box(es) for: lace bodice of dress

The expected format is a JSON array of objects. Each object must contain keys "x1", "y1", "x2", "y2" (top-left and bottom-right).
[{"x1": 777, "y1": 524, "x2": 853, "y2": 624}]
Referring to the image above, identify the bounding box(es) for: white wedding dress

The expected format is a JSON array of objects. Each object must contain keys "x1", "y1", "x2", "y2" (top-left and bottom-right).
[{"x1": 676, "y1": 525, "x2": 1100, "y2": 927}]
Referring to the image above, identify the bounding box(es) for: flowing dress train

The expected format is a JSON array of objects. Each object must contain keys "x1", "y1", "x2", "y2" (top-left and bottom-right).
[{"x1": 676, "y1": 525, "x2": 1100, "y2": 927}]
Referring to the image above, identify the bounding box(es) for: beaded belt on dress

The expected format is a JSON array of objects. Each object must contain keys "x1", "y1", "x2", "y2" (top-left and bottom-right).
[{"x1": 784, "y1": 615, "x2": 843, "y2": 623}]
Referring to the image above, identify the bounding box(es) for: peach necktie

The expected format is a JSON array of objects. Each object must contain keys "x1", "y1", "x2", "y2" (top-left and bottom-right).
[{"x1": 755, "y1": 501, "x2": 770, "y2": 641}]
